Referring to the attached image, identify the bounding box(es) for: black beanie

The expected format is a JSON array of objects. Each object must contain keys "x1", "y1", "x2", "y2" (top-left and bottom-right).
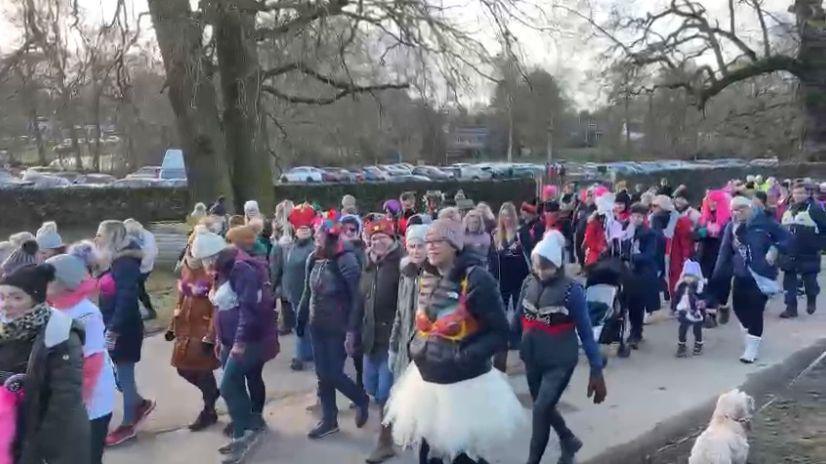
[
  {"x1": 615, "y1": 190, "x2": 631, "y2": 208},
  {"x1": 630, "y1": 202, "x2": 649, "y2": 215},
  {"x1": 0, "y1": 263, "x2": 55, "y2": 304}
]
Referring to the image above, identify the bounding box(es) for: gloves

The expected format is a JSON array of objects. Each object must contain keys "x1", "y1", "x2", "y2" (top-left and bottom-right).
[
  {"x1": 344, "y1": 331, "x2": 358, "y2": 357},
  {"x1": 3, "y1": 373, "x2": 26, "y2": 393},
  {"x1": 587, "y1": 374, "x2": 607, "y2": 404},
  {"x1": 164, "y1": 330, "x2": 175, "y2": 342},
  {"x1": 388, "y1": 350, "x2": 397, "y2": 368}
]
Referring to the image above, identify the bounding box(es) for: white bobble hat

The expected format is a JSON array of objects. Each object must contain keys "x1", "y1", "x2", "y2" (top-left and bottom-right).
[
  {"x1": 531, "y1": 230, "x2": 565, "y2": 268},
  {"x1": 190, "y1": 226, "x2": 227, "y2": 259}
]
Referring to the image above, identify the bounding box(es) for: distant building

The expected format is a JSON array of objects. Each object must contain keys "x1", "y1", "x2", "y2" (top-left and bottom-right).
[{"x1": 446, "y1": 126, "x2": 488, "y2": 160}]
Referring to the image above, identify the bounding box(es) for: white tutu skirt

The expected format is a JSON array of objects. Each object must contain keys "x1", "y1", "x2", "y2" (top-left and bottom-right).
[{"x1": 384, "y1": 363, "x2": 528, "y2": 461}]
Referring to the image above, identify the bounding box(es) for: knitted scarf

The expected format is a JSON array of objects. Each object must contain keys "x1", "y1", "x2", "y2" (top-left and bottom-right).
[{"x1": 0, "y1": 303, "x2": 51, "y2": 343}]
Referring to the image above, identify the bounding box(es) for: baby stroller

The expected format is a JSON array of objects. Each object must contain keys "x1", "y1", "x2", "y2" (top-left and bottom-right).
[{"x1": 585, "y1": 255, "x2": 631, "y2": 358}]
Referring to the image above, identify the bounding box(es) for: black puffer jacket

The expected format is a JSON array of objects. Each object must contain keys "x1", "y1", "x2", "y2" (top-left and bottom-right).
[
  {"x1": 0, "y1": 309, "x2": 90, "y2": 464},
  {"x1": 297, "y1": 242, "x2": 363, "y2": 335},
  {"x1": 359, "y1": 244, "x2": 403, "y2": 355},
  {"x1": 409, "y1": 252, "x2": 508, "y2": 385}
]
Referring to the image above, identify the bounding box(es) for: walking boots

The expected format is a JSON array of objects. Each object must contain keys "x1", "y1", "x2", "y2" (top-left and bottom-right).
[
  {"x1": 365, "y1": 411, "x2": 395, "y2": 463},
  {"x1": 807, "y1": 297, "x2": 818, "y2": 315},
  {"x1": 780, "y1": 304, "x2": 798, "y2": 319}
]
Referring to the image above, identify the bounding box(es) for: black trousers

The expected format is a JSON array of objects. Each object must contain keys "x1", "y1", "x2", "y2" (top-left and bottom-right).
[
  {"x1": 783, "y1": 271, "x2": 819, "y2": 307},
  {"x1": 280, "y1": 298, "x2": 296, "y2": 330},
  {"x1": 138, "y1": 272, "x2": 155, "y2": 313},
  {"x1": 732, "y1": 276, "x2": 767, "y2": 337},
  {"x1": 90, "y1": 413, "x2": 112, "y2": 464},
  {"x1": 177, "y1": 368, "x2": 220, "y2": 411},
  {"x1": 418, "y1": 440, "x2": 490, "y2": 464},
  {"x1": 526, "y1": 365, "x2": 576, "y2": 464}
]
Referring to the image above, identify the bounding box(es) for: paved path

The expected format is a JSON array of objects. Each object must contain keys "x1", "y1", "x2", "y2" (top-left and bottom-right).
[{"x1": 106, "y1": 272, "x2": 826, "y2": 464}]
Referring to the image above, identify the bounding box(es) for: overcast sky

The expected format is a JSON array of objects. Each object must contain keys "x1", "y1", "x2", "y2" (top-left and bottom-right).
[{"x1": 0, "y1": 0, "x2": 797, "y2": 109}]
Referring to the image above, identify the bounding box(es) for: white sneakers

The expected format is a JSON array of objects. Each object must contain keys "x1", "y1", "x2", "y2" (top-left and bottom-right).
[{"x1": 740, "y1": 334, "x2": 761, "y2": 364}]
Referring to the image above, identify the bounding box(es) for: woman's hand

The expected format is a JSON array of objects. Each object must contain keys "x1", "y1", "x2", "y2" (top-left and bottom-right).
[
  {"x1": 587, "y1": 374, "x2": 607, "y2": 404},
  {"x1": 230, "y1": 343, "x2": 246, "y2": 359}
]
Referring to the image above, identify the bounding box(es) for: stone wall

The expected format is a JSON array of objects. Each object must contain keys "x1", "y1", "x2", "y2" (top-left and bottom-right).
[{"x1": 4, "y1": 162, "x2": 826, "y2": 230}]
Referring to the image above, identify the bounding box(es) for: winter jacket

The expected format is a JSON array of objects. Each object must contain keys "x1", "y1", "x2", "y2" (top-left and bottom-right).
[
  {"x1": 213, "y1": 250, "x2": 279, "y2": 361},
  {"x1": 98, "y1": 243, "x2": 144, "y2": 363},
  {"x1": 669, "y1": 216, "x2": 696, "y2": 292},
  {"x1": 714, "y1": 210, "x2": 791, "y2": 282},
  {"x1": 779, "y1": 199, "x2": 826, "y2": 274},
  {"x1": 169, "y1": 262, "x2": 220, "y2": 371},
  {"x1": 359, "y1": 245, "x2": 403, "y2": 355},
  {"x1": 297, "y1": 242, "x2": 363, "y2": 335},
  {"x1": 270, "y1": 238, "x2": 315, "y2": 306},
  {"x1": 583, "y1": 215, "x2": 608, "y2": 266},
  {"x1": 623, "y1": 224, "x2": 661, "y2": 311},
  {"x1": 518, "y1": 274, "x2": 603, "y2": 377},
  {"x1": 389, "y1": 258, "x2": 421, "y2": 378},
  {"x1": 0, "y1": 310, "x2": 90, "y2": 464},
  {"x1": 517, "y1": 219, "x2": 545, "y2": 262},
  {"x1": 408, "y1": 252, "x2": 509, "y2": 385}
]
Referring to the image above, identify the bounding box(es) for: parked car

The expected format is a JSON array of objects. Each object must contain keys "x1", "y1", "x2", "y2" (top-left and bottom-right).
[
  {"x1": 452, "y1": 165, "x2": 493, "y2": 181},
  {"x1": 0, "y1": 170, "x2": 33, "y2": 188},
  {"x1": 21, "y1": 171, "x2": 73, "y2": 188},
  {"x1": 280, "y1": 166, "x2": 324, "y2": 183},
  {"x1": 76, "y1": 173, "x2": 117, "y2": 185},
  {"x1": 126, "y1": 166, "x2": 162, "y2": 180},
  {"x1": 412, "y1": 166, "x2": 452, "y2": 180},
  {"x1": 111, "y1": 178, "x2": 159, "y2": 188},
  {"x1": 389, "y1": 174, "x2": 432, "y2": 182},
  {"x1": 321, "y1": 167, "x2": 354, "y2": 182},
  {"x1": 380, "y1": 164, "x2": 412, "y2": 177},
  {"x1": 362, "y1": 166, "x2": 390, "y2": 181}
]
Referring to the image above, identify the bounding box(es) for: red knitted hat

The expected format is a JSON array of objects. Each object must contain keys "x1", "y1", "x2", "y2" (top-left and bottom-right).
[
  {"x1": 288, "y1": 204, "x2": 316, "y2": 229},
  {"x1": 365, "y1": 216, "x2": 396, "y2": 239}
]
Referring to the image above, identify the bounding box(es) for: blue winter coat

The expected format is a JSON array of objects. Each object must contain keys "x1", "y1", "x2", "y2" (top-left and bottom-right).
[
  {"x1": 778, "y1": 199, "x2": 826, "y2": 274},
  {"x1": 98, "y1": 242, "x2": 144, "y2": 363},
  {"x1": 713, "y1": 210, "x2": 791, "y2": 281}
]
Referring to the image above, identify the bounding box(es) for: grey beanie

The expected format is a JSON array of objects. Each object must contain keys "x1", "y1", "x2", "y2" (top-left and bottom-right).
[
  {"x1": 45, "y1": 253, "x2": 88, "y2": 290},
  {"x1": 36, "y1": 221, "x2": 64, "y2": 250},
  {"x1": 1, "y1": 240, "x2": 39, "y2": 276}
]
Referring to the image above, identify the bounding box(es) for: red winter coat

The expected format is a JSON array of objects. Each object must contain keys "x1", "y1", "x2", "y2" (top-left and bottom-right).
[
  {"x1": 583, "y1": 216, "x2": 607, "y2": 267},
  {"x1": 668, "y1": 216, "x2": 695, "y2": 293}
]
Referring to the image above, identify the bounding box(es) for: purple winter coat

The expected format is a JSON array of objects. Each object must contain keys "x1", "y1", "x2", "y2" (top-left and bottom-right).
[{"x1": 214, "y1": 249, "x2": 279, "y2": 361}]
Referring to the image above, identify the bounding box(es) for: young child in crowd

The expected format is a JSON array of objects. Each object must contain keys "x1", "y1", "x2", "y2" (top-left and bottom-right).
[{"x1": 672, "y1": 260, "x2": 706, "y2": 358}]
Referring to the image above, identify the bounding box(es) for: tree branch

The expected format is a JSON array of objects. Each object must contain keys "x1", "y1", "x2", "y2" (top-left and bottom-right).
[
  {"x1": 262, "y1": 81, "x2": 408, "y2": 105},
  {"x1": 255, "y1": 0, "x2": 348, "y2": 39}
]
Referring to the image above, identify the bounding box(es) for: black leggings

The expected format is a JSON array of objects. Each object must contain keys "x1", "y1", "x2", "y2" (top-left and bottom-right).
[
  {"x1": 177, "y1": 368, "x2": 220, "y2": 411},
  {"x1": 526, "y1": 365, "x2": 576, "y2": 464},
  {"x1": 418, "y1": 440, "x2": 490, "y2": 464},
  {"x1": 678, "y1": 321, "x2": 703, "y2": 344},
  {"x1": 90, "y1": 413, "x2": 112, "y2": 464},
  {"x1": 732, "y1": 276, "x2": 767, "y2": 337}
]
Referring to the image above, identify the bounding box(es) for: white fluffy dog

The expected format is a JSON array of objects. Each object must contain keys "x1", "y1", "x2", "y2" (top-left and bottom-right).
[{"x1": 688, "y1": 389, "x2": 755, "y2": 464}]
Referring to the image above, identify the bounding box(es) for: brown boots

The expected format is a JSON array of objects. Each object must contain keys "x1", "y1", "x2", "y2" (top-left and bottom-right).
[{"x1": 365, "y1": 411, "x2": 395, "y2": 463}]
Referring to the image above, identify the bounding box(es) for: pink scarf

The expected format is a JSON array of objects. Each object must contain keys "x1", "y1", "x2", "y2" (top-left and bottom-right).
[
  {"x1": 49, "y1": 278, "x2": 100, "y2": 310},
  {"x1": 0, "y1": 386, "x2": 23, "y2": 464}
]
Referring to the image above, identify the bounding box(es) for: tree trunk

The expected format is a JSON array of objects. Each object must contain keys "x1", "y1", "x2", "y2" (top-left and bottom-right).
[
  {"x1": 215, "y1": 1, "x2": 274, "y2": 213},
  {"x1": 92, "y1": 82, "x2": 103, "y2": 172},
  {"x1": 147, "y1": 0, "x2": 235, "y2": 209},
  {"x1": 796, "y1": 1, "x2": 826, "y2": 160}
]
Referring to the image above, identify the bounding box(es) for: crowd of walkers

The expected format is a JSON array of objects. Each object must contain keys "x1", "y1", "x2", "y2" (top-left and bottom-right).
[{"x1": 0, "y1": 172, "x2": 824, "y2": 464}]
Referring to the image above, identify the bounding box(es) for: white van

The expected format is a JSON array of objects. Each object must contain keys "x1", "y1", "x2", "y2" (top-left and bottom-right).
[{"x1": 160, "y1": 148, "x2": 187, "y2": 180}]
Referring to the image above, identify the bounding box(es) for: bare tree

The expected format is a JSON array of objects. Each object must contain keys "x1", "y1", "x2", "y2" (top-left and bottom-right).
[
  {"x1": 568, "y1": 0, "x2": 826, "y2": 159},
  {"x1": 147, "y1": 0, "x2": 545, "y2": 211}
]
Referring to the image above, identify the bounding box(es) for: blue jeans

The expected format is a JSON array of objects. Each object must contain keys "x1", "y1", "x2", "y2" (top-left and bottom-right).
[
  {"x1": 310, "y1": 327, "x2": 367, "y2": 424},
  {"x1": 220, "y1": 343, "x2": 266, "y2": 439},
  {"x1": 363, "y1": 351, "x2": 393, "y2": 405},
  {"x1": 114, "y1": 362, "x2": 143, "y2": 425},
  {"x1": 296, "y1": 331, "x2": 314, "y2": 362}
]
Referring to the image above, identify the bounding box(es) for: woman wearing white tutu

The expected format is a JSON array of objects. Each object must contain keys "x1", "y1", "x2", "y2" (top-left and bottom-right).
[{"x1": 384, "y1": 218, "x2": 525, "y2": 464}]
